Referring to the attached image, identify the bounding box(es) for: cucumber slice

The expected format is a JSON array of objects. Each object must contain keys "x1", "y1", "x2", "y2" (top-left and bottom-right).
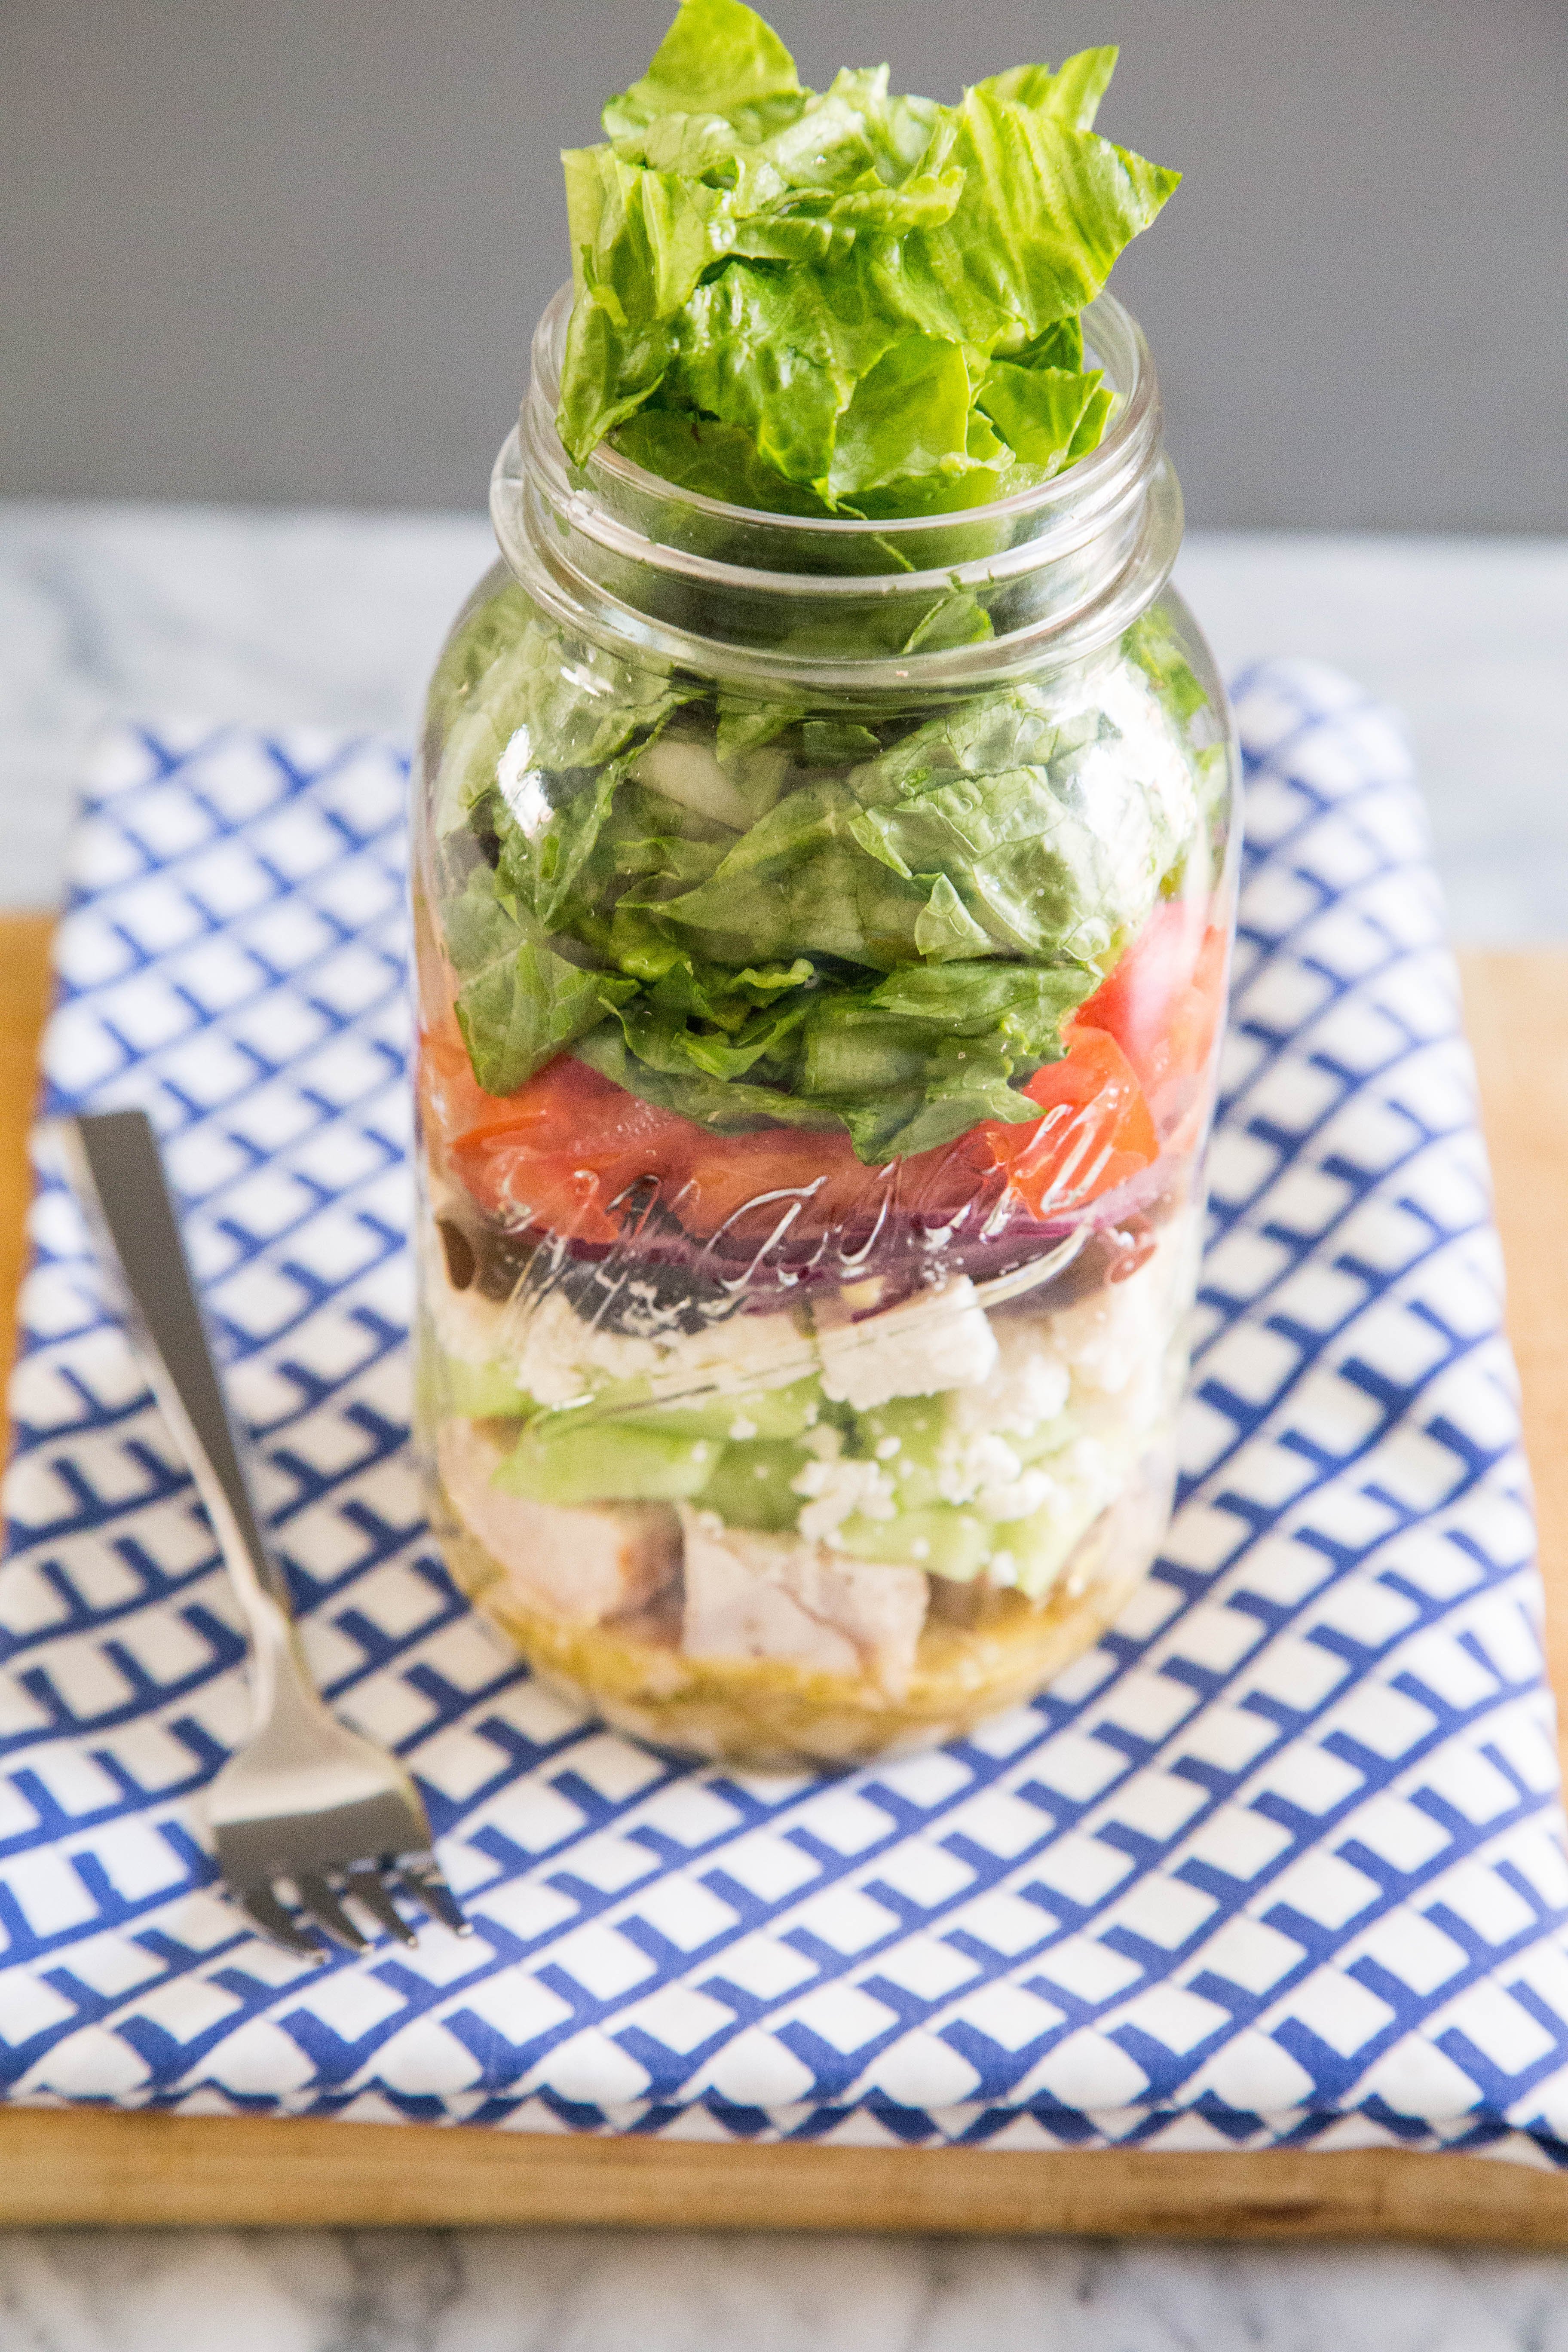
[
  {"x1": 845, "y1": 1395, "x2": 947, "y2": 1510},
  {"x1": 496, "y1": 1418, "x2": 718, "y2": 1505},
  {"x1": 438, "y1": 1356, "x2": 533, "y2": 1418},
  {"x1": 634, "y1": 1374, "x2": 824, "y2": 1444},
  {"x1": 834, "y1": 1505, "x2": 993, "y2": 1579},
  {"x1": 697, "y1": 1439, "x2": 813, "y2": 1531},
  {"x1": 994, "y1": 1489, "x2": 1106, "y2": 1597}
]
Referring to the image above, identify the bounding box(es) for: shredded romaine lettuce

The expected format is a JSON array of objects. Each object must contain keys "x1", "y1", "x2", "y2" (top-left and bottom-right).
[
  {"x1": 428, "y1": 15, "x2": 1207, "y2": 1157},
  {"x1": 555, "y1": 0, "x2": 1178, "y2": 517},
  {"x1": 433, "y1": 581, "x2": 1207, "y2": 1150}
]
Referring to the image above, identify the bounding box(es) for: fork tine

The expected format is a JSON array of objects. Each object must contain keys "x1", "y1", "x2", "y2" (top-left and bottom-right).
[
  {"x1": 398, "y1": 1857, "x2": 472, "y2": 1937},
  {"x1": 346, "y1": 1866, "x2": 419, "y2": 1948},
  {"x1": 242, "y1": 1884, "x2": 325, "y2": 1959},
  {"x1": 297, "y1": 1873, "x2": 370, "y2": 1952}
]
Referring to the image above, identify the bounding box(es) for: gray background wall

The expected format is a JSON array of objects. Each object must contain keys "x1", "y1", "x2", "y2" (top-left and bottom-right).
[{"x1": 3, "y1": 0, "x2": 1565, "y2": 530}]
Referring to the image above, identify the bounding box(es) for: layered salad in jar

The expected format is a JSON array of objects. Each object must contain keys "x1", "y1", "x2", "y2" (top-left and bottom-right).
[{"x1": 413, "y1": 0, "x2": 1236, "y2": 1766}]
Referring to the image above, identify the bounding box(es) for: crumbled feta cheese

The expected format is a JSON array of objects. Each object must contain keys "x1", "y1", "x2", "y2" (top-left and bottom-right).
[
  {"x1": 791, "y1": 1456, "x2": 898, "y2": 1541},
  {"x1": 428, "y1": 1265, "x2": 511, "y2": 1368},
  {"x1": 1049, "y1": 1265, "x2": 1158, "y2": 1396},
  {"x1": 950, "y1": 1317, "x2": 1070, "y2": 1437},
  {"x1": 937, "y1": 1432, "x2": 1009, "y2": 1507},
  {"x1": 946, "y1": 1213, "x2": 1199, "y2": 1473},
  {"x1": 646, "y1": 1305, "x2": 817, "y2": 1401},
  {"x1": 506, "y1": 1289, "x2": 663, "y2": 1404},
  {"x1": 492, "y1": 1289, "x2": 814, "y2": 1411},
  {"x1": 1048, "y1": 1216, "x2": 1197, "y2": 1407},
  {"x1": 816, "y1": 1277, "x2": 998, "y2": 1411},
  {"x1": 933, "y1": 1429, "x2": 1056, "y2": 1523},
  {"x1": 977, "y1": 1467, "x2": 1056, "y2": 1522},
  {"x1": 953, "y1": 1433, "x2": 1022, "y2": 1492}
]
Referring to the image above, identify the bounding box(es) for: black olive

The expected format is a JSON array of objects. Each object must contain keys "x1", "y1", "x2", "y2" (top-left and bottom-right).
[{"x1": 437, "y1": 1217, "x2": 477, "y2": 1292}]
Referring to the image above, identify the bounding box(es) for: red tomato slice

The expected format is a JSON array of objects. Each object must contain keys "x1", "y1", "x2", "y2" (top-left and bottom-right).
[
  {"x1": 975, "y1": 1023, "x2": 1158, "y2": 1219},
  {"x1": 1076, "y1": 899, "x2": 1228, "y2": 1129},
  {"x1": 428, "y1": 1043, "x2": 685, "y2": 1246},
  {"x1": 421, "y1": 1018, "x2": 1160, "y2": 1251}
]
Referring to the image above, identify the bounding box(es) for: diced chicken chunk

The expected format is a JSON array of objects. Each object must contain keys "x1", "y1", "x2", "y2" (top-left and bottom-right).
[
  {"x1": 679, "y1": 1507, "x2": 927, "y2": 1695},
  {"x1": 438, "y1": 1421, "x2": 680, "y2": 1625},
  {"x1": 816, "y1": 1277, "x2": 998, "y2": 1412}
]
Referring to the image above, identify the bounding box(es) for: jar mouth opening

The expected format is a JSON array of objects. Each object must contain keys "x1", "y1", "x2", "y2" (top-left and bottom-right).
[
  {"x1": 524, "y1": 281, "x2": 1158, "y2": 560},
  {"x1": 493, "y1": 282, "x2": 1181, "y2": 692}
]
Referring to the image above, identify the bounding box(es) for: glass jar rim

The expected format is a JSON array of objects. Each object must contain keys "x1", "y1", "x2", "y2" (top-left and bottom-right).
[
  {"x1": 538, "y1": 282, "x2": 1157, "y2": 543},
  {"x1": 491, "y1": 282, "x2": 1183, "y2": 694}
]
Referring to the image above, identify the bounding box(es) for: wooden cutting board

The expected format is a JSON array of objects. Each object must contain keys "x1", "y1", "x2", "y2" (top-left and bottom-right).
[{"x1": 1, "y1": 925, "x2": 1565, "y2": 2242}]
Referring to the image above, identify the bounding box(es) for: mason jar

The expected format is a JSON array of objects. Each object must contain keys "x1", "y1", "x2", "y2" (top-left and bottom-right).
[{"x1": 411, "y1": 282, "x2": 1238, "y2": 1770}]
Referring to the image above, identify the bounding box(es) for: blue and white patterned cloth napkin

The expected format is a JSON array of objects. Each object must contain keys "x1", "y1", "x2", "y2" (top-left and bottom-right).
[{"x1": 3, "y1": 662, "x2": 1564, "y2": 2164}]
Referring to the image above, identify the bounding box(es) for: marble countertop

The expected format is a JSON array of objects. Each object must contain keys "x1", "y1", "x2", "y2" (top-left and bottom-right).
[
  {"x1": 4, "y1": 502, "x2": 1568, "y2": 2348},
  {"x1": 5, "y1": 2220, "x2": 1568, "y2": 2350}
]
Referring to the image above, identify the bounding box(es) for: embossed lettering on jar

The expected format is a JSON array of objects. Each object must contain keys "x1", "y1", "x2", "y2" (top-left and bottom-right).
[{"x1": 411, "y1": 283, "x2": 1239, "y2": 1767}]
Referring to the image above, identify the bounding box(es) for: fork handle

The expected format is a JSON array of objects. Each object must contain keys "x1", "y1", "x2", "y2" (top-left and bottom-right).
[{"x1": 63, "y1": 1110, "x2": 295, "y2": 1656}]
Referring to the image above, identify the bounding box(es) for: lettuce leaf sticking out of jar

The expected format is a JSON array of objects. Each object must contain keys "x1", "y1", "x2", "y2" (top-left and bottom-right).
[{"x1": 557, "y1": 0, "x2": 1178, "y2": 519}]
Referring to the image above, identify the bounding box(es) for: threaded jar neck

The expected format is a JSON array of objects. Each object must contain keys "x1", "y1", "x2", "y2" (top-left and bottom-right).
[{"x1": 491, "y1": 282, "x2": 1182, "y2": 698}]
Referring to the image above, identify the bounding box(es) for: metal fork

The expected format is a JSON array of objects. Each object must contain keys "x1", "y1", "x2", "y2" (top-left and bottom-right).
[{"x1": 62, "y1": 1109, "x2": 470, "y2": 1960}]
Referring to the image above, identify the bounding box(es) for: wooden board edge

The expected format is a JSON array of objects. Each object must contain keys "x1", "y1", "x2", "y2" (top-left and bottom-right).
[
  {"x1": 0, "y1": 911, "x2": 54, "y2": 1396},
  {"x1": 0, "y1": 928, "x2": 1565, "y2": 2236},
  {"x1": 1459, "y1": 950, "x2": 1568, "y2": 1727},
  {"x1": 0, "y1": 2107, "x2": 1565, "y2": 2242}
]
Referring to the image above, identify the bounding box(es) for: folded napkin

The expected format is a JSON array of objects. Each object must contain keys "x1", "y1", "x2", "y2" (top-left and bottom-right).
[{"x1": 3, "y1": 663, "x2": 1564, "y2": 2162}]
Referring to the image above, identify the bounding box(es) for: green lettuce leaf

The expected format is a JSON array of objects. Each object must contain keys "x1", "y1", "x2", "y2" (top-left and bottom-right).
[
  {"x1": 608, "y1": 989, "x2": 812, "y2": 1084},
  {"x1": 866, "y1": 86, "x2": 1179, "y2": 360},
  {"x1": 714, "y1": 692, "x2": 810, "y2": 757},
  {"x1": 576, "y1": 779, "x2": 734, "y2": 911},
  {"x1": 653, "y1": 776, "x2": 934, "y2": 967},
  {"x1": 976, "y1": 47, "x2": 1119, "y2": 131},
  {"x1": 573, "y1": 1023, "x2": 845, "y2": 1133},
  {"x1": 845, "y1": 688, "x2": 1179, "y2": 971},
  {"x1": 661, "y1": 252, "x2": 901, "y2": 492},
  {"x1": 1013, "y1": 313, "x2": 1087, "y2": 371},
  {"x1": 434, "y1": 619, "x2": 1192, "y2": 1153},
  {"x1": 572, "y1": 1008, "x2": 1038, "y2": 1163},
  {"x1": 556, "y1": 4, "x2": 1179, "y2": 513},
  {"x1": 431, "y1": 603, "x2": 689, "y2": 840},
  {"x1": 612, "y1": 408, "x2": 836, "y2": 515},
  {"x1": 603, "y1": 0, "x2": 804, "y2": 140},
  {"x1": 800, "y1": 720, "x2": 882, "y2": 763},
  {"x1": 489, "y1": 760, "x2": 625, "y2": 934},
  {"x1": 1121, "y1": 607, "x2": 1231, "y2": 875},
  {"x1": 422, "y1": 577, "x2": 533, "y2": 757},
  {"x1": 974, "y1": 359, "x2": 1109, "y2": 473},
  {"x1": 794, "y1": 959, "x2": 1090, "y2": 1156},
  {"x1": 557, "y1": 295, "x2": 680, "y2": 455},
  {"x1": 443, "y1": 867, "x2": 637, "y2": 1096},
  {"x1": 567, "y1": 941, "x2": 1090, "y2": 1164},
  {"x1": 1124, "y1": 603, "x2": 1210, "y2": 725},
  {"x1": 827, "y1": 333, "x2": 975, "y2": 502}
]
